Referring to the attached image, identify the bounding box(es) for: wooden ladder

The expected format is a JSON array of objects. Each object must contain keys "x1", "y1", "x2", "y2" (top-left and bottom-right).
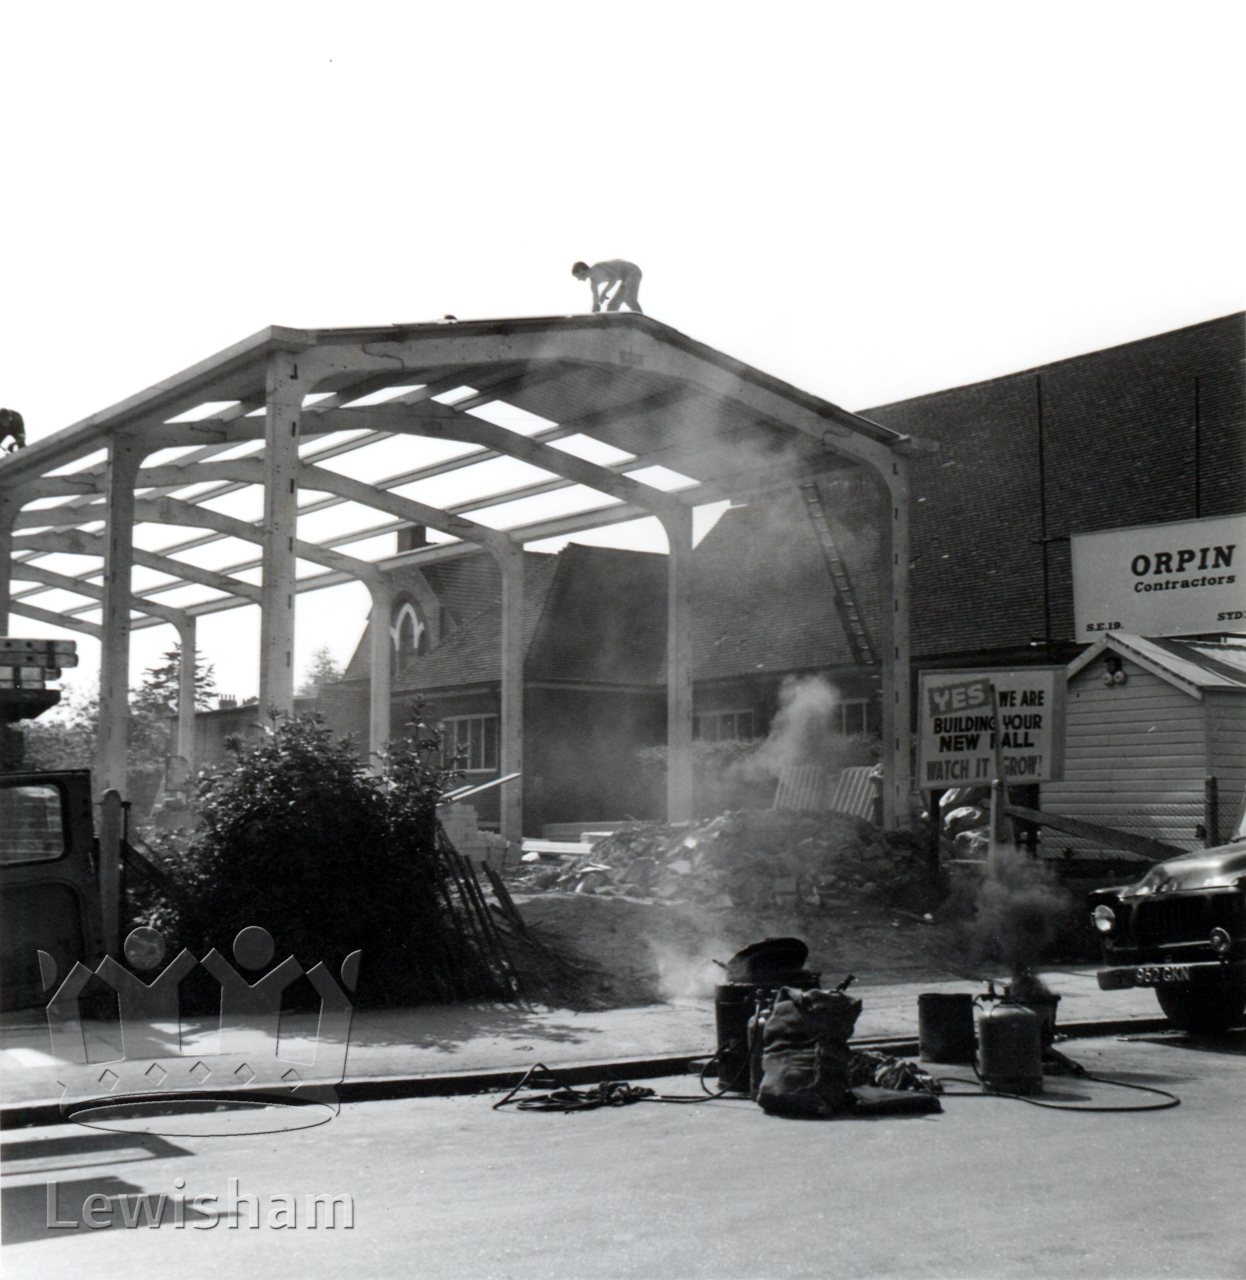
[{"x1": 799, "y1": 480, "x2": 880, "y2": 667}]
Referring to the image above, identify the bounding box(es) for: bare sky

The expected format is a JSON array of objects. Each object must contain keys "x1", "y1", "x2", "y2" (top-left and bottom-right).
[{"x1": 4, "y1": 1, "x2": 1243, "y2": 701}]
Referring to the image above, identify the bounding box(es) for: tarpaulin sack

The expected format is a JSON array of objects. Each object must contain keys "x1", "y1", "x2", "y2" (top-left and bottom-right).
[
  {"x1": 757, "y1": 986, "x2": 863, "y2": 1117},
  {"x1": 846, "y1": 1051, "x2": 943, "y2": 1116}
]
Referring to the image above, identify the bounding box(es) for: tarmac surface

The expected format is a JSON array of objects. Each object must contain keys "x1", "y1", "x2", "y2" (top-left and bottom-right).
[
  {"x1": 2, "y1": 1021, "x2": 1243, "y2": 1279},
  {"x1": 5, "y1": 969, "x2": 1244, "y2": 1279}
]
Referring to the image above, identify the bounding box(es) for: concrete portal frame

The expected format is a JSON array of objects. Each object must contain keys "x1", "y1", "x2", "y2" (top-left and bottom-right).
[{"x1": 0, "y1": 315, "x2": 931, "y2": 836}]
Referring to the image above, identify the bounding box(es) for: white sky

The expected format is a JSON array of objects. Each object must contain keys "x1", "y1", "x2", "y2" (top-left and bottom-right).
[{"x1": 4, "y1": 1, "x2": 1243, "y2": 704}]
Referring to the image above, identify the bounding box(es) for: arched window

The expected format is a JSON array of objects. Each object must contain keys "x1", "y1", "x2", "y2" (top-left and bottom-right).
[{"x1": 391, "y1": 599, "x2": 429, "y2": 670}]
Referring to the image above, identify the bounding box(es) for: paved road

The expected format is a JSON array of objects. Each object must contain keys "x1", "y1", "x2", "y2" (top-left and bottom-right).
[{"x1": 3, "y1": 1029, "x2": 1243, "y2": 1279}]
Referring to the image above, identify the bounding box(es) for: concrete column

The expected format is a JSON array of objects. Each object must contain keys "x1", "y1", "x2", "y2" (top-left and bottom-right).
[
  {"x1": 878, "y1": 456, "x2": 912, "y2": 830},
  {"x1": 662, "y1": 508, "x2": 695, "y2": 824},
  {"x1": 175, "y1": 617, "x2": 197, "y2": 768},
  {"x1": 495, "y1": 542, "x2": 524, "y2": 842},
  {"x1": 96, "y1": 437, "x2": 143, "y2": 797},
  {"x1": 367, "y1": 580, "x2": 393, "y2": 769},
  {"x1": 259, "y1": 353, "x2": 304, "y2": 716},
  {"x1": 0, "y1": 495, "x2": 16, "y2": 633}
]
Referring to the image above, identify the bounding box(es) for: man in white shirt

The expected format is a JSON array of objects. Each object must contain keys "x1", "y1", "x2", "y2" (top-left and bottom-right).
[{"x1": 571, "y1": 260, "x2": 643, "y2": 313}]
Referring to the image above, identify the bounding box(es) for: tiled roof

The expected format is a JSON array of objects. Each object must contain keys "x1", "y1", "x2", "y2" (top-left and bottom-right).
[
  {"x1": 388, "y1": 553, "x2": 558, "y2": 690},
  {"x1": 525, "y1": 544, "x2": 667, "y2": 684},
  {"x1": 352, "y1": 544, "x2": 667, "y2": 692},
  {"x1": 692, "y1": 483, "x2": 883, "y2": 680},
  {"x1": 420, "y1": 556, "x2": 513, "y2": 629}
]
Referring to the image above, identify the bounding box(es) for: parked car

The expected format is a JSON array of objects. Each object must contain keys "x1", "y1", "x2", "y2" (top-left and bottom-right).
[{"x1": 1089, "y1": 816, "x2": 1246, "y2": 1032}]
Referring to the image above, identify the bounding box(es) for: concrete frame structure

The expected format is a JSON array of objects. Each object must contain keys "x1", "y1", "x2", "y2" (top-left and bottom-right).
[{"x1": 0, "y1": 315, "x2": 930, "y2": 837}]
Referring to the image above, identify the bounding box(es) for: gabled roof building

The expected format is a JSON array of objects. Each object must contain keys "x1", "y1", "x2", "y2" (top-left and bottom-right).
[{"x1": 335, "y1": 541, "x2": 669, "y2": 830}]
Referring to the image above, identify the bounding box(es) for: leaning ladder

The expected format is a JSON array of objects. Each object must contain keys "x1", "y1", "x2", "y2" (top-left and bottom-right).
[{"x1": 799, "y1": 480, "x2": 880, "y2": 667}]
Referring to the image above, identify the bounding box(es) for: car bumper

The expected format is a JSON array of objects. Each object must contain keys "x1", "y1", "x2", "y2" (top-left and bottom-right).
[{"x1": 1097, "y1": 959, "x2": 1246, "y2": 991}]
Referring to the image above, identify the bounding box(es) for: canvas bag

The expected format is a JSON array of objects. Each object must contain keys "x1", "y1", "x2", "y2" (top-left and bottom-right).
[{"x1": 756, "y1": 986, "x2": 863, "y2": 1118}]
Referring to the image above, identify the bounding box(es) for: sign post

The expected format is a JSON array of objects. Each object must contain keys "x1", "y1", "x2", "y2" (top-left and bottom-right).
[{"x1": 988, "y1": 683, "x2": 1010, "y2": 852}]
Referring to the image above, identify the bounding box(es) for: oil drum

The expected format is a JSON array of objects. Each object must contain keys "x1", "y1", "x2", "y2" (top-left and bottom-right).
[{"x1": 918, "y1": 993, "x2": 976, "y2": 1063}]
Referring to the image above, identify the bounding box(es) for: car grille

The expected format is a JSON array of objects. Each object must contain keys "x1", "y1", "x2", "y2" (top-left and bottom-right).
[{"x1": 1129, "y1": 893, "x2": 1244, "y2": 947}]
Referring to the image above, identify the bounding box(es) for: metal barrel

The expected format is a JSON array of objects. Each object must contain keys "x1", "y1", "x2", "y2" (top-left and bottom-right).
[
  {"x1": 714, "y1": 983, "x2": 758, "y2": 1092},
  {"x1": 977, "y1": 1001, "x2": 1044, "y2": 1095},
  {"x1": 714, "y1": 973, "x2": 820, "y2": 1092},
  {"x1": 917, "y1": 992, "x2": 977, "y2": 1063}
]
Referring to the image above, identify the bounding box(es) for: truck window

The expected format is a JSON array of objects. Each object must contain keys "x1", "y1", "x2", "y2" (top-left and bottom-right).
[{"x1": 0, "y1": 784, "x2": 67, "y2": 863}]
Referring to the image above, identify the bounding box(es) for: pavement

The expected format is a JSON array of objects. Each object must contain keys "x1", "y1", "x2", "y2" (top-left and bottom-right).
[{"x1": 0, "y1": 967, "x2": 1166, "y2": 1115}]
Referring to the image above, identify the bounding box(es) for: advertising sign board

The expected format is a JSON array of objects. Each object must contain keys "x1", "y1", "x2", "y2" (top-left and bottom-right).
[
  {"x1": 1072, "y1": 513, "x2": 1244, "y2": 638},
  {"x1": 917, "y1": 667, "x2": 1065, "y2": 788}
]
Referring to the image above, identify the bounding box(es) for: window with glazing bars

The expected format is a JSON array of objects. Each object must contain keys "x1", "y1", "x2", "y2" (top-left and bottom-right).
[
  {"x1": 693, "y1": 710, "x2": 755, "y2": 742},
  {"x1": 442, "y1": 715, "x2": 499, "y2": 772}
]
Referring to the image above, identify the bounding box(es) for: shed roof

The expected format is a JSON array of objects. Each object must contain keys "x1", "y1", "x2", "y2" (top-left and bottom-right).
[{"x1": 1069, "y1": 633, "x2": 1246, "y2": 697}]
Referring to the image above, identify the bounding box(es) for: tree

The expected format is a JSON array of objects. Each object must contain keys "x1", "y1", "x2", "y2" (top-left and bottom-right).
[
  {"x1": 296, "y1": 644, "x2": 344, "y2": 696},
  {"x1": 18, "y1": 647, "x2": 216, "y2": 812},
  {"x1": 19, "y1": 680, "x2": 99, "y2": 772},
  {"x1": 133, "y1": 648, "x2": 217, "y2": 715}
]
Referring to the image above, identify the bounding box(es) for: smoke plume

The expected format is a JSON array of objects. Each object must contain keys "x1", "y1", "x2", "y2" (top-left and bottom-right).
[
  {"x1": 745, "y1": 674, "x2": 845, "y2": 780},
  {"x1": 649, "y1": 939, "x2": 730, "y2": 1003},
  {"x1": 973, "y1": 843, "x2": 1071, "y2": 977}
]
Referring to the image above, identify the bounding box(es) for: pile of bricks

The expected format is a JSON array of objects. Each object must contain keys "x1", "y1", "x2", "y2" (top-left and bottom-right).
[{"x1": 510, "y1": 810, "x2": 927, "y2": 911}]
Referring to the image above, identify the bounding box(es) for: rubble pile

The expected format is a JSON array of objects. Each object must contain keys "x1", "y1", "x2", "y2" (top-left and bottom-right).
[{"x1": 511, "y1": 810, "x2": 930, "y2": 911}]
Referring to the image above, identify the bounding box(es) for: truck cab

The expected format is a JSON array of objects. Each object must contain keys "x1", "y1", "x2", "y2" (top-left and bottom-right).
[
  {"x1": 0, "y1": 769, "x2": 105, "y2": 1009},
  {"x1": 0, "y1": 637, "x2": 107, "y2": 1010}
]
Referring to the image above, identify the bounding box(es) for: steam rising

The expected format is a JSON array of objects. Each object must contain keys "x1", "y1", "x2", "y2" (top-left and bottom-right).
[
  {"x1": 649, "y1": 939, "x2": 730, "y2": 1003},
  {"x1": 748, "y1": 675, "x2": 842, "y2": 778},
  {"x1": 974, "y1": 843, "x2": 1070, "y2": 977}
]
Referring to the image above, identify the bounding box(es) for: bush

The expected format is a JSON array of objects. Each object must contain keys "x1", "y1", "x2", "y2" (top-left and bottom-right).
[{"x1": 134, "y1": 709, "x2": 514, "y2": 1007}]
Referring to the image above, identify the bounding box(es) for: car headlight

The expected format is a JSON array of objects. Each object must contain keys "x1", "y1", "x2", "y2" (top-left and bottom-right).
[
  {"x1": 1092, "y1": 904, "x2": 1116, "y2": 934},
  {"x1": 1210, "y1": 927, "x2": 1232, "y2": 957}
]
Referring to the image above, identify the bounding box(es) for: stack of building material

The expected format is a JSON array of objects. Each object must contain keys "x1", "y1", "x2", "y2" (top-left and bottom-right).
[{"x1": 437, "y1": 802, "x2": 512, "y2": 870}]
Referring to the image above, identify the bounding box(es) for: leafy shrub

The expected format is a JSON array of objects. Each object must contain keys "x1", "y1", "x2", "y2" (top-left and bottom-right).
[{"x1": 135, "y1": 708, "x2": 513, "y2": 1007}]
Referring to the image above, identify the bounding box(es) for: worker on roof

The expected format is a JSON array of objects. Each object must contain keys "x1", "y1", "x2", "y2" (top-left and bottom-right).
[{"x1": 571, "y1": 260, "x2": 643, "y2": 314}]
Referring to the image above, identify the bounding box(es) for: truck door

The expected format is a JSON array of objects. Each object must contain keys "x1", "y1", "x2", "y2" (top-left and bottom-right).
[{"x1": 0, "y1": 770, "x2": 104, "y2": 1010}]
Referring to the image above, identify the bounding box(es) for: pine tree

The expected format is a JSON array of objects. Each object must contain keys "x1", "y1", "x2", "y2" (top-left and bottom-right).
[
  {"x1": 133, "y1": 648, "x2": 217, "y2": 715},
  {"x1": 296, "y1": 644, "x2": 344, "y2": 696}
]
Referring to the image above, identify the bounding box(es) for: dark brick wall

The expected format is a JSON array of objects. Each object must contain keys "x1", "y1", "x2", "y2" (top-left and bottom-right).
[
  {"x1": 523, "y1": 687, "x2": 666, "y2": 830},
  {"x1": 863, "y1": 313, "x2": 1244, "y2": 656}
]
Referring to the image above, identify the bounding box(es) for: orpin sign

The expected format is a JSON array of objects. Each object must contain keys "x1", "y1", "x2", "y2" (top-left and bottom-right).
[{"x1": 1071, "y1": 513, "x2": 1244, "y2": 638}]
